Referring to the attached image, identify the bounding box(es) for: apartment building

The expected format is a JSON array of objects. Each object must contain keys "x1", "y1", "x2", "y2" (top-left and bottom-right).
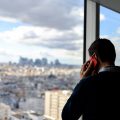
[{"x1": 44, "y1": 90, "x2": 72, "y2": 120}]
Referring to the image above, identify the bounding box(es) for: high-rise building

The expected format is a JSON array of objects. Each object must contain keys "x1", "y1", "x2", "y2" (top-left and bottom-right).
[
  {"x1": 0, "y1": 103, "x2": 11, "y2": 120},
  {"x1": 44, "y1": 90, "x2": 72, "y2": 120}
]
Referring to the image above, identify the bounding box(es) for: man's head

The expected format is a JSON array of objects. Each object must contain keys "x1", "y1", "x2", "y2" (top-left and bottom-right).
[{"x1": 88, "y1": 38, "x2": 116, "y2": 65}]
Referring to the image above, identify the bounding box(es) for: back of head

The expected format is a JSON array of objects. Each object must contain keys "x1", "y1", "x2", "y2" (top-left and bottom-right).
[{"x1": 88, "y1": 38, "x2": 116, "y2": 64}]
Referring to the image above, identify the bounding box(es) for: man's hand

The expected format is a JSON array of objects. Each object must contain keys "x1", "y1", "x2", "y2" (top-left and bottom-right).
[{"x1": 80, "y1": 60, "x2": 96, "y2": 79}]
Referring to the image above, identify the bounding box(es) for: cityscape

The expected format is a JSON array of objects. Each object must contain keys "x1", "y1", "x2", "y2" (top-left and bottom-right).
[
  {"x1": 0, "y1": 0, "x2": 83, "y2": 119},
  {"x1": 0, "y1": 57, "x2": 81, "y2": 120},
  {"x1": 0, "y1": 0, "x2": 119, "y2": 119}
]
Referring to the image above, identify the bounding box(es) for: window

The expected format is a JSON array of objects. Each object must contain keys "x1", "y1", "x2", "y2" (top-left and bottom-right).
[
  {"x1": 0, "y1": 0, "x2": 83, "y2": 119},
  {"x1": 100, "y1": 6, "x2": 120, "y2": 65}
]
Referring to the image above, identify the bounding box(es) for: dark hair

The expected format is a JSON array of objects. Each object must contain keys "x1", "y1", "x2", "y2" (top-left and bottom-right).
[{"x1": 88, "y1": 38, "x2": 116, "y2": 63}]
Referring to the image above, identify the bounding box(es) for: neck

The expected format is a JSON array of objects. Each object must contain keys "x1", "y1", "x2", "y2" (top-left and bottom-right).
[{"x1": 99, "y1": 62, "x2": 115, "y2": 70}]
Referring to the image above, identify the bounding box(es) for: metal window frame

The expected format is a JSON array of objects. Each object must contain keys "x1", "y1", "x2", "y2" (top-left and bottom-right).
[{"x1": 83, "y1": 0, "x2": 100, "y2": 63}]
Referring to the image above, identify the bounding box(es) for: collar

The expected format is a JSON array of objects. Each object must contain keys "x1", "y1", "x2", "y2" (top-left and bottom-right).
[
  {"x1": 99, "y1": 66, "x2": 120, "y2": 73},
  {"x1": 99, "y1": 67, "x2": 106, "y2": 73}
]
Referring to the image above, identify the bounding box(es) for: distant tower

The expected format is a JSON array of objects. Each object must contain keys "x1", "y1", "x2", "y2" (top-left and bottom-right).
[
  {"x1": 42, "y1": 58, "x2": 48, "y2": 66},
  {"x1": 55, "y1": 59, "x2": 61, "y2": 66}
]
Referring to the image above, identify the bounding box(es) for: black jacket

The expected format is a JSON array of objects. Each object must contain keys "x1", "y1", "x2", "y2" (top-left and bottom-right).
[{"x1": 62, "y1": 66, "x2": 120, "y2": 120}]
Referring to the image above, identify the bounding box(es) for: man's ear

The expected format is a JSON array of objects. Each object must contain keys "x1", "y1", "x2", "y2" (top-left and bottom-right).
[
  {"x1": 92, "y1": 53, "x2": 97, "y2": 59},
  {"x1": 92, "y1": 53, "x2": 100, "y2": 64},
  {"x1": 93, "y1": 53, "x2": 101, "y2": 66}
]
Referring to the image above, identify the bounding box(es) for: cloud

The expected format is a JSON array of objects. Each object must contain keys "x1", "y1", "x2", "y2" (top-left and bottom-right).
[
  {"x1": 0, "y1": 0, "x2": 83, "y2": 30},
  {"x1": 111, "y1": 37, "x2": 120, "y2": 65},
  {"x1": 116, "y1": 27, "x2": 120, "y2": 34},
  {"x1": 32, "y1": 30, "x2": 83, "y2": 50},
  {"x1": 0, "y1": 16, "x2": 18, "y2": 23},
  {"x1": 0, "y1": 25, "x2": 83, "y2": 51},
  {"x1": 0, "y1": 49, "x2": 11, "y2": 57},
  {"x1": 44, "y1": 49, "x2": 83, "y2": 65},
  {"x1": 100, "y1": 14, "x2": 106, "y2": 21},
  {"x1": 0, "y1": 25, "x2": 83, "y2": 64},
  {"x1": 0, "y1": 0, "x2": 84, "y2": 49},
  {"x1": 0, "y1": 0, "x2": 84, "y2": 65},
  {"x1": 0, "y1": 41, "x2": 83, "y2": 64}
]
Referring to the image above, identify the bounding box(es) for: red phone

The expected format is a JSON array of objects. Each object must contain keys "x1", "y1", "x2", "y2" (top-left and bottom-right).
[{"x1": 90, "y1": 56, "x2": 97, "y2": 68}]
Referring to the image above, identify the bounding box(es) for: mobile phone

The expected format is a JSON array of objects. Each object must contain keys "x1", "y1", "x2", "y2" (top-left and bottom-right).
[{"x1": 90, "y1": 56, "x2": 97, "y2": 68}]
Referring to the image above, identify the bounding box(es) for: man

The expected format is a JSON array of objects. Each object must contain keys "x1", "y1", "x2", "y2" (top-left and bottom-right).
[{"x1": 62, "y1": 38, "x2": 120, "y2": 120}]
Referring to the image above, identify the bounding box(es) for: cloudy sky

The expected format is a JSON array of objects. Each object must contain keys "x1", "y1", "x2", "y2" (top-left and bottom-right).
[
  {"x1": 0, "y1": 0, "x2": 119, "y2": 65},
  {"x1": 100, "y1": 6, "x2": 120, "y2": 65}
]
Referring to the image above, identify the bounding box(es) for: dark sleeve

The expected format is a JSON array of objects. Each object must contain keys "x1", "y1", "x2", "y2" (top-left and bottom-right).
[{"x1": 62, "y1": 79, "x2": 87, "y2": 120}]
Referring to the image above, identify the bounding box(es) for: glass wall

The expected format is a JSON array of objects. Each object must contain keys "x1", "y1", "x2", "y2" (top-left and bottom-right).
[
  {"x1": 0, "y1": 0, "x2": 84, "y2": 119},
  {"x1": 100, "y1": 6, "x2": 120, "y2": 65}
]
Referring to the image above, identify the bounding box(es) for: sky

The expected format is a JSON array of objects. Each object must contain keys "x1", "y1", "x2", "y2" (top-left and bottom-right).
[
  {"x1": 0, "y1": 0, "x2": 120, "y2": 65},
  {"x1": 100, "y1": 6, "x2": 120, "y2": 65}
]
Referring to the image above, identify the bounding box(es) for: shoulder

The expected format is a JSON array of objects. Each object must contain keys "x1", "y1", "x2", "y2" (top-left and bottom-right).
[
  {"x1": 76, "y1": 75, "x2": 99, "y2": 92},
  {"x1": 79, "y1": 75, "x2": 98, "y2": 85}
]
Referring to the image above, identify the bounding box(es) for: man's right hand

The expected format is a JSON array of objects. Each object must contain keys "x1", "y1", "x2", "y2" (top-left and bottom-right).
[{"x1": 80, "y1": 60, "x2": 96, "y2": 79}]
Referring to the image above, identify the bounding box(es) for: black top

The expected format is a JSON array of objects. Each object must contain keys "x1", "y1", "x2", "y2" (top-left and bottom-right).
[{"x1": 62, "y1": 66, "x2": 120, "y2": 120}]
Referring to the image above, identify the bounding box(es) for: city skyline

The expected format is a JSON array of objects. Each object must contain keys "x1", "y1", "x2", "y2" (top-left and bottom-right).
[
  {"x1": 0, "y1": 1, "x2": 119, "y2": 120},
  {"x1": 0, "y1": 0, "x2": 120, "y2": 65},
  {"x1": 0, "y1": 0, "x2": 83, "y2": 65}
]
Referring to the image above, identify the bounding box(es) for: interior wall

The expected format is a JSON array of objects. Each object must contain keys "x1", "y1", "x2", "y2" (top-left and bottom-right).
[{"x1": 91, "y1": 0, "x2": 120, "y2": 13}]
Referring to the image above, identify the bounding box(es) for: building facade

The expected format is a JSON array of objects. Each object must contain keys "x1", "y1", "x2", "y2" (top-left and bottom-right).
[{"x1": 44, "y1": 90, "x2": 72, "y2": 120}]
